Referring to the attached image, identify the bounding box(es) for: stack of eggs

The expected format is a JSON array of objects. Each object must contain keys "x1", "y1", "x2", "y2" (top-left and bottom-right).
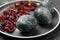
[{"x1": 17, "y1": 0, "x2": 53, "y2": 33}]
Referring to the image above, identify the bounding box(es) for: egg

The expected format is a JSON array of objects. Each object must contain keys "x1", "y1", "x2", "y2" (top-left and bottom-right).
[
  {"x1": 34, "y1": 7, "x2": 52, "y2": 24},
  {"x1": 16, "y1": 15, "x2": 37, "y2": 33},
  {"x1": 41, "y1": 0, "x2": 53, "y2": 11},
  {"x1": 41, "y1": 0, "x2": 53, "y2": 7}
]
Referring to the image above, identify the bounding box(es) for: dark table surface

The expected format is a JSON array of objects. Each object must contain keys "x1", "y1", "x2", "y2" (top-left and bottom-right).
[{"x1": 0, "y1": 0, "x2": 60, "y2": 40}]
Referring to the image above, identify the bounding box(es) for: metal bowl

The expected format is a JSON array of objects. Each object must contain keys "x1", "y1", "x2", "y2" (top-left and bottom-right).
[{"x1": 0, "y1": 0, "x2": 60, "y2": 38}]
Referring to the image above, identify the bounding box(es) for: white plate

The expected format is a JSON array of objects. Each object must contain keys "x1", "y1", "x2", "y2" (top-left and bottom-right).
[{"x1": 0, "y1": 1, "x2": 59, "y2": 38}]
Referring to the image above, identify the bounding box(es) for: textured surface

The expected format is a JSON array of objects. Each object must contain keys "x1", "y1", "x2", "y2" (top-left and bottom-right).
[{"x1": 0, "y1": 0, "x2": 60, "y2": 40}]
